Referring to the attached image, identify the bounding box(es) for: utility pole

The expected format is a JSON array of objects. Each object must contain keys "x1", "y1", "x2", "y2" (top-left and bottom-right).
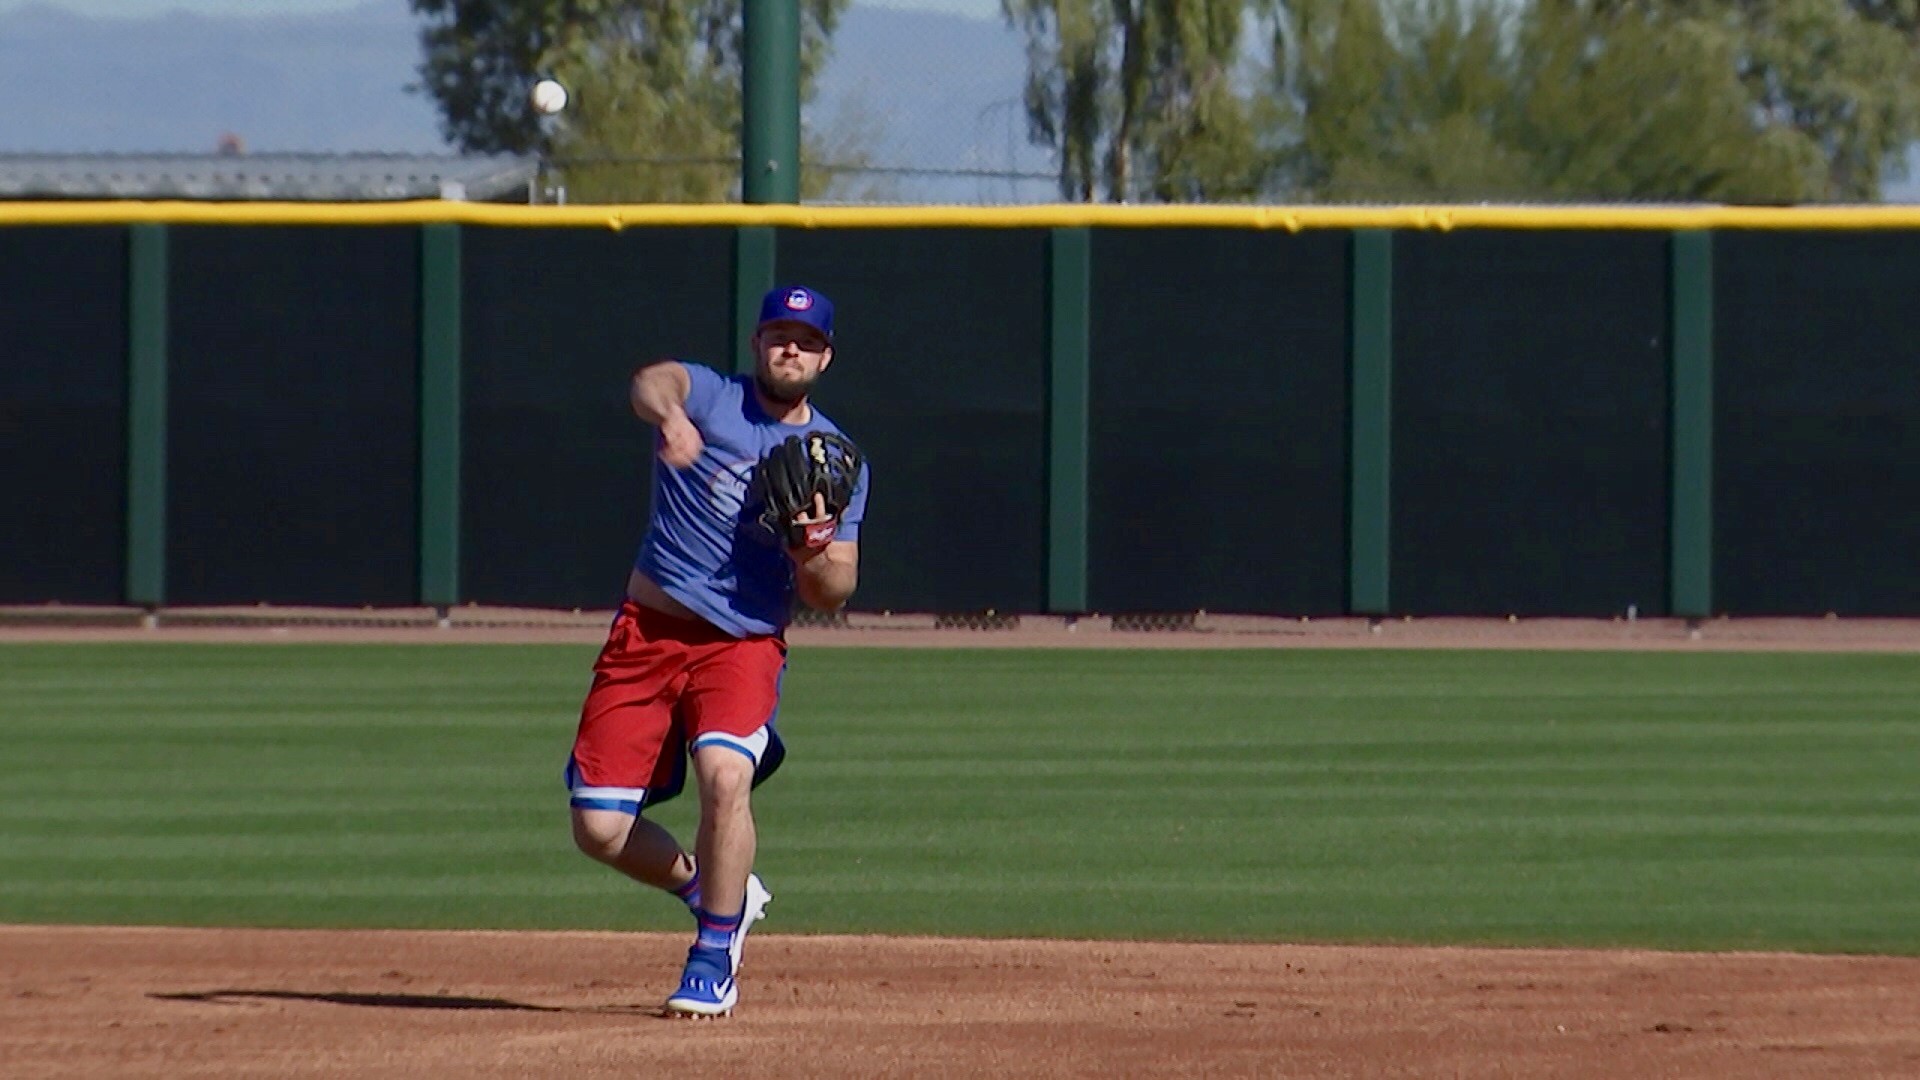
[{"x1": 734, "y1": 0, "x2": 798, "y2": 370}]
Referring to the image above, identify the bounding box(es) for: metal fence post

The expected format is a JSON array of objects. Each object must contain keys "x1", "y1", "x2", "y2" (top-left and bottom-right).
[
  {"x1": 125, "y1": 223, "x2": 168, "y2": 612},
  {"x1": 1047, "y1": 227, "x2": 1091, "y2": 615},
  {"x1": 1669, "y1": 230, "x2": 1714, "y2": 621},
  {"x1": 1349, "y1": 229, "x2": 1393, "y2": 617},
  {"x1": 419, "y1": 223, "x2": 463, "y2": 613}
]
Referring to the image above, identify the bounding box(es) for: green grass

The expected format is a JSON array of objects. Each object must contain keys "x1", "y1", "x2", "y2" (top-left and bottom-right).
[{"x1": 1, "y1": 644, "x2": 1916, "y2": 954}]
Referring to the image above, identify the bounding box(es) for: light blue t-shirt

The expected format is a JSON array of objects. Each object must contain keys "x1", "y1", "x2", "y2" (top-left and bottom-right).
[{"x1": 634, "y1": 363, "x2": 870, "y2": 637}]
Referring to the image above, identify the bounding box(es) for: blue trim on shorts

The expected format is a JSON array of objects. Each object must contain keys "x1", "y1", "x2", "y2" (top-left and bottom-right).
[
  {"x1": 690, "y1": 737, "x2": 760, "y2": 765},
  {"x1": 570, "y1": 796, "x2": 641, "y2": 814}
]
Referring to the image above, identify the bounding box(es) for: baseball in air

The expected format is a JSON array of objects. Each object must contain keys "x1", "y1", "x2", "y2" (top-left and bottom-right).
[{"x1": 530, "y1": 79, "x2": 569, "y2": 115}]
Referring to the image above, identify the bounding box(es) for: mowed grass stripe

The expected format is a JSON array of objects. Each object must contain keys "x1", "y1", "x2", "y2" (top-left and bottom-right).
[{"x1": 0, "y1": 644, "x2": 1915, "y2": 952}]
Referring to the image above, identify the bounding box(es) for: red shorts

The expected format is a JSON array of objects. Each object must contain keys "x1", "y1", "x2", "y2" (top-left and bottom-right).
[{"x1": 567, "y1": 599, "x2": 787, "y2": 812}]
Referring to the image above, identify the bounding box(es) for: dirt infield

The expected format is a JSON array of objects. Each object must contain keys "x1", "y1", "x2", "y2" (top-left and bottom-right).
[
  {"x1": 4, "y1": 926, "x2": 1918, "y2": 1079},
  {"x1": 6, "y1": 609, "x2": 1919, "y2": 1076}
]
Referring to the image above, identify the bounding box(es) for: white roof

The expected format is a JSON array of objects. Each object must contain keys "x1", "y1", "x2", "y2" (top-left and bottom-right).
[{"x1": 0, "y1": 153, "x2": 539, "y2": 201}]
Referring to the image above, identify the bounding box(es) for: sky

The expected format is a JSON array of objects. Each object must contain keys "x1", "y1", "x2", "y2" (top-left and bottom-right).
[
  {"x1": 0, "y1": 0, "x2": 1003, "y2": 16},
  {"x1": 0, "y1": 0, "x2": 365, "y2": 10}
]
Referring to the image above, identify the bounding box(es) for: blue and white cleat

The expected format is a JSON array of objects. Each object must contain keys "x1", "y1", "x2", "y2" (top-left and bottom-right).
[
  {"x1": 663, "y1": 945, "x2": 736, "y2": 1018},
  {"x1": 731, "y1": 872, "x2": 773, "y2": 974}
]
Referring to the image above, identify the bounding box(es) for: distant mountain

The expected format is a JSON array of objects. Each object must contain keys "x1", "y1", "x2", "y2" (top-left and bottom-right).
[
  {"x1": 0, "y1": 0, "x2": 1056, "y2": 201},
  {"x1": 0, "y1": 0, "x2": 445, "y2": 153}
]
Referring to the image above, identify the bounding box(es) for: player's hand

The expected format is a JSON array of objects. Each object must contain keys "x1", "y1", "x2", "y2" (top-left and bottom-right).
[
  {"x1": 657, "y1": 413, "x2": 704, "y2": 469},
  {"x1": 785, "y1": 492, "x2": 836, "y2": 563}
]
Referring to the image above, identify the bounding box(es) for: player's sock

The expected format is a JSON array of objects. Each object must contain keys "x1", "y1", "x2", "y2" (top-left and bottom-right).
[
  {"x1": 672, "y1": 870, "x2": 702, "y2": 912},
  {"x1": 694, "y1": 907, "x2": 742, "y2": 955}
]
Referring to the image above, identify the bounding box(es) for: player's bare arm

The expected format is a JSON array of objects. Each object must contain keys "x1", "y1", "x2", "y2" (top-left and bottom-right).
[
  {"x1": 629, "y1": 360, "x2": 703, "y2": 468},
  {"x1": 791, "y1": 538, "x2": 859, "y2": 612}
]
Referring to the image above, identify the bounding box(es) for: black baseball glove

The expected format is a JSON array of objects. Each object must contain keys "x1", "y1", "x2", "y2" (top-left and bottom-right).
[{"x1": 754, "y1": 431, "x2": 864, "y2": 551}]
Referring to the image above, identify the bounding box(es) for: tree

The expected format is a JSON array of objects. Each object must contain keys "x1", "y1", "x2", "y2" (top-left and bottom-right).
[
  {"x1": 1542, "y1": 0, "x2": 1920, "y2": 201},
  {"x1": 1591, "y1": 0, "x2": 1920, "y2": 199},
  {"x1": 1002, "y1": 0, "x2": 1270, "y2": 201},
  {"x1": 410, "y1": 0, "x2": 852, "y2": 201},
  {"x1": 412, "y1": 0, "x2": 583, "y2": 155},
  {"x1": 1262, "y1": 0, "x2": 1827, "y2": 202},
  {"x1": 537, "y1": 5, "x2": 746, "y2": 202},
  {"x1": 1138, "y1": 0, "x2": 1285, "y2": 199},
  {"x1": 1722, "y1": 0, "x2": 1920, "y2": 199}
]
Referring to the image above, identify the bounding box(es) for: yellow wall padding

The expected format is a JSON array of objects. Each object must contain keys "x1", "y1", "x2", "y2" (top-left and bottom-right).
[{"x1": 6, "y1": 201, "x2": 1920, "y2": 230}]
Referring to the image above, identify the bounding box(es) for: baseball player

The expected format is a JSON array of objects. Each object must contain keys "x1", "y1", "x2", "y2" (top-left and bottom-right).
[{"x1": 564, "y1": 284, "x2": 869, "y2": 1018}]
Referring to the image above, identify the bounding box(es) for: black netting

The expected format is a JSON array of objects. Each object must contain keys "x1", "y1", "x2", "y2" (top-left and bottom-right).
[
  {"x1": 460, "y1": 227, "x2": 734, "y2": 608},
  {"x1": 1714, "y1": 232, "x2": 1920, "y2": 614},
  {"x1": 167, "y1": 227, "x2": 418, "y2": 606},
  {"x1": 1391, "y1": 230, "x2": 1670, "y2": 617}
]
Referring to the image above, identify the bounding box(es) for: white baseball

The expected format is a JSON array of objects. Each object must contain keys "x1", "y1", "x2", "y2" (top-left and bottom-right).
[{"x1": 530, "y1": 79, "x2": 569, "y2": 115}]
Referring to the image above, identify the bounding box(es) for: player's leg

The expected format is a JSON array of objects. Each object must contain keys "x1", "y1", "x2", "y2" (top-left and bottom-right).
[
  {"x1": 566, "y1": 768, "x2": 705, "y2": 910},
  {"x1": 565, "y1": 600, "x2": 701, "y2": 907},
  {"x1": 662, "y1": 636, "x2": 786, "y2": 1017},
  {"x1": 684, "y1": 638, "x2": 785, "y2": 942},
  {"x1": 570, "y1": 807, "x2": 697, "y2": 893},
  {"x1": 662, "y1": 735, "x2": 769, "y2": 1018},
  {"x1": 689, "y1": 741, "x2": 757, "y2": 915}
]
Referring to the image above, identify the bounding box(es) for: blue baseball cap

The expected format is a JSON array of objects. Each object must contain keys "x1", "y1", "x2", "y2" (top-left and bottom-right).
[{"x1": 758, "y1": 285, "x2": 834, "y2": 340}]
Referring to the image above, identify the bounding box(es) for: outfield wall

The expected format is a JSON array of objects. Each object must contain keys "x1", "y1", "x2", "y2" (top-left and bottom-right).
[{"x1": 4, "y1": 203, "x2": 1918, "y2": 617}]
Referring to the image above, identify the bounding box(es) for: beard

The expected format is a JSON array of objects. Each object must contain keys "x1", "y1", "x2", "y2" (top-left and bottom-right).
[{"x1": 756, "y1": 367, "x2": 820, "y2": 406}]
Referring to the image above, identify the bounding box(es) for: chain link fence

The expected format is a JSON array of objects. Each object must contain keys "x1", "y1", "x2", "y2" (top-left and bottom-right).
[{"x1": 802, "y1": 4, "x2": 1057, "y2": 204}]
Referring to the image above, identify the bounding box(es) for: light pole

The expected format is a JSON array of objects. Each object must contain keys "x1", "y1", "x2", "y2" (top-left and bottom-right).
[{"x1": 741, "y1": 0, "x2": 799, "y2": 203}]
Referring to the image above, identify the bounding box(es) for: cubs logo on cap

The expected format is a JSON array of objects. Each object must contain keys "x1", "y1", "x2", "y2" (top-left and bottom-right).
[{"x1": 758, "y1": 284, "x2": 834, "y2": 339}]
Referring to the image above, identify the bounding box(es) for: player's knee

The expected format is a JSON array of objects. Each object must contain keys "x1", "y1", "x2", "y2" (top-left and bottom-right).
[
  {"x1": 701, "y1": 769, "x2": 752, "y2": 811},
  {"x1": 692, "y1": 749, "x2": 754, "y2": 810},
  {"x1": 570, "y1": 809, "x2": 630, "y2": 863}
]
